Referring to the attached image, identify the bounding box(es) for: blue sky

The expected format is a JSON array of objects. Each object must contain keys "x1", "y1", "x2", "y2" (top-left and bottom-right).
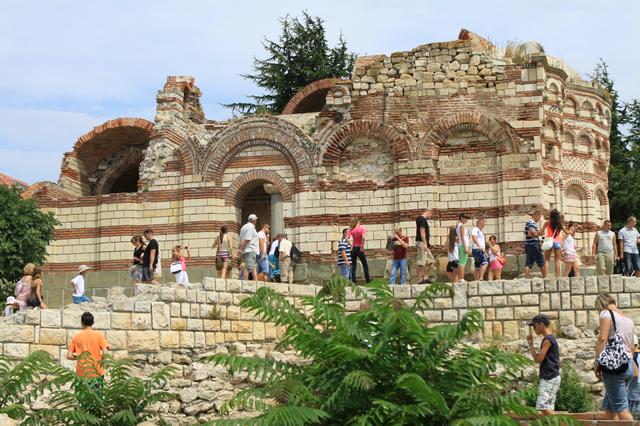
[{"x1": 1, "y1": 0, "x2": 638, "y2": 184}]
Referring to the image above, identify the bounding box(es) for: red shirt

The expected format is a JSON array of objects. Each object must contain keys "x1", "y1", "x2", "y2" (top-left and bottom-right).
[
  {"x1": 347, "y1": 226, "x2": 366, "y2": 248},
  {"x1": 393, "y1": 235, "x2": 409, "y2": 260}
]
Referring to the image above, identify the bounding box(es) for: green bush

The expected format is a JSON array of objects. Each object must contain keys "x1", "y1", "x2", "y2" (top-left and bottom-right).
[
  {"x1": 207, "y1": 277, "x2": 579, "y2": 425},
  {"x1": 24, "y1": 355, "x2": 176, "y2": 425},
  {"x1": 0, "y1": 278, "x2": 14, "y2": 305},
  {"x1": 524, "y1": 366, "x2": 593, "y2": 413}
]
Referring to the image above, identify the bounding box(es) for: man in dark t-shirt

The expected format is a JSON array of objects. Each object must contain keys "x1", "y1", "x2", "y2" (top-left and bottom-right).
[
  {"x1": 142, "y1": 228, "x2": 159, "y2": 285},
  {"x1": 415, "y1": 209, "x2": 434, "y2": 284},
  {"x1": 527, "y1": 314, "x2": 560, "y2": 415}
]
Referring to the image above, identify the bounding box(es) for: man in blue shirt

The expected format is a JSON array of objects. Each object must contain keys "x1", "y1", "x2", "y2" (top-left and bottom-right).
[
  {"x1": 337, "y1": 229, "x2": 351, "y2": 279},
  {"x1": 524, "y1": 211, "x2": 547, "y2": 278}
]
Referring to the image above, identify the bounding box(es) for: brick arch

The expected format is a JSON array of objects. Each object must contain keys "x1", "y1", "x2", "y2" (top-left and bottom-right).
[
  {"x1": 420, "y1": 111, "x2": 519, "y2": 159},
  {"x1": 73, "y1": 117, "x2": 154, "y2": 152},
  {"x1": 282, "y1": 78, "x2": 340, "y2": 115},
  {"x1": 564, "y1": 94, "x2": 579, "y2": 112},
  {"x1": 595, "y1": 185, "x2": 609, "y2": 205},
  {"x1": 316, "y1": 119, "x2": 412, "y2": 166},
  {"x1": 224, "y1": 169, "x2": 293, "y2": 207},
  {"x1": 92, "y1": 148, "x2": 145, "y2": 195},
  {"x1": 563, "y1": 178, "x2": 592, "y2": 200},
  {"x1": 172, "y1": 136, "x2": 205, "y2": 175},
  {"x1": 203, "y1": 116, "x2": 314, "y2": 185}
]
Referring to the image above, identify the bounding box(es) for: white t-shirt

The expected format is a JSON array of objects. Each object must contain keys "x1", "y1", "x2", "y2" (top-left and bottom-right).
[
  {"x1": 471, "y1": 227, "x2": 486, "y2": 250},
  {"x1": 71, "y1": 274, "x2": 85, "y2": 297},
  {"x1": 597, "y1": 230, "x2": 615, "y2": 254},
  {"x1": 239, "y1": 222, "x2": 259, "y2": 254},
  {"x1": 269, "y1": 240, "x2": 279, "y2": 256},
  {"x1": 447, "y1": 248, "x2": 459, "y2": 262},
  {"x1": 489, "y1": 245, "x2": 500, "y2": 262},
  {"x1": 563, "y1": 234, "x2": 576, "y2": 256},
  {"x1": 618, "y1": 227, "x2": 639, "y2": 254},
  {"x1": 257, "y1": 230, "x2": 267, "y2": 255},
  {"x1": 279, "y1": 239, "x2": 292, "y2": 257}
]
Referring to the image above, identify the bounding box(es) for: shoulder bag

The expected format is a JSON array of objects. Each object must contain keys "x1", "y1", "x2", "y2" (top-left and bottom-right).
[
  {"x1": 386, "y1": 237, "x2": 396, "y2": 251},
  {"x1": 170, "y1": 260, "x2": 182, "y2": 274},
  {"x1": 597, "y1": 309, "x2": 631, "y2": 374}
]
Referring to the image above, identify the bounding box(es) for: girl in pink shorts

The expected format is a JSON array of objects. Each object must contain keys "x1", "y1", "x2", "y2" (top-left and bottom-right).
[{"x1": 488, "y1": 235, "x2": 504, "y2": 280}]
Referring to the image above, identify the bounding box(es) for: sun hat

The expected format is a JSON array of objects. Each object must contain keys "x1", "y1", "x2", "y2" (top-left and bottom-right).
[
  {"x1": 248, "y1": 214, "x2": 258, "y2": 221},
  {"x1": 77, "y1": 265, "x2": 93, "y2": 274},
  {"x1": 528, "y1": 314, "x2": 550, "y2": 327},
  {"x1": 6, "y1": 296, "x2": 16, "y2": 305}
]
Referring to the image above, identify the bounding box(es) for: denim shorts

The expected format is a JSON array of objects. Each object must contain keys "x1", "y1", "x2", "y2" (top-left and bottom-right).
[
  {"x1": 72, "y1": 295, "x2": 91, "y2": 304},
  {"x1": 472, "y1": 249, "x2": 488, "y2": 269},
  {"x1": 525, "y1": 243, "x2": 545, "y2": 268},
  {"x1": 602, "y1": 359, "x2": 635, "y2": 413}
]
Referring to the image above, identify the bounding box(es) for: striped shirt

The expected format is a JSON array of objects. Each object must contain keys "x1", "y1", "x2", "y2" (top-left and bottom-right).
[{"x1": 337, "y1": 237, "x2": 351, "y2": 266}]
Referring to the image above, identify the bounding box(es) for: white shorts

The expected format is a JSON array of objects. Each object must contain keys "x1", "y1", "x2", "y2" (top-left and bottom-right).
[{"x1": 175, "y1": 270, "x2": 189, "y2": 285}]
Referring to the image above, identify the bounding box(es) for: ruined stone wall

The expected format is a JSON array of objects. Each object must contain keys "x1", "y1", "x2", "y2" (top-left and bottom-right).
[
  {"x1": 1, "y1": 276, "x2": 638, "y2": 423},
  {"x1": 29, "y1": 32, "x2": 611, "y2": 291}
]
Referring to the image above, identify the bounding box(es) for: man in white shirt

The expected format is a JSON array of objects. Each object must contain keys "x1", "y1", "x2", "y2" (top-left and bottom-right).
[
  {"x1": 592, "y1": 220, "x2": 618, "y2": 275},
  {"x1": 470, "y1": 218, "x2": 488, "y2": 281},
  {"x1": 279, "y1": 233, "x2": 293, "y2": 284},
  {"x1": 238, "y1": 214, "x2": 259, "y2": 280},
  {"x1": 618, "y1": 216, "x2": 640, "y2": 277},
  {"x1": 70, "y1": 264, "x2": 93, "y2": 304}
]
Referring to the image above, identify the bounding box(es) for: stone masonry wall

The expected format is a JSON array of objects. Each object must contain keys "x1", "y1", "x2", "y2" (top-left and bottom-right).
[{"x1": 1, "y1": 275, "x2": 639, "y2": 423}]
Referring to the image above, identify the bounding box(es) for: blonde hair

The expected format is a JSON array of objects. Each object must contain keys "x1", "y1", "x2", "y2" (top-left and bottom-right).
[
  {"x1": 394, "y1": 227, "x2": 402, "y2": 234},
  {"x1": 595, "y1": 293, "x2": 616, "y2": 311},
  {"x1": 23, "y1": 263, "x2": 35, "y2": 276},
  {"x1": 172, "y1": 245, "x2": 182, "y2": 261}
]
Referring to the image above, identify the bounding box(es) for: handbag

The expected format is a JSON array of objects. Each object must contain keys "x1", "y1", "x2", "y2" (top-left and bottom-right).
[
  {"x1": 496, "y1": 254, "x2": 507, "y2": 265},
  {"x1": 170, "y1": 261, "x2": 183, "y2": 274},
  {"x1": 541, "y1": 227, "x2": 557, "y2": 251},
  {"x1": 155, "y1": 256, "x2": 162, "y2": 277},
  {"x1": 597, "y1": 309, "x2": 631, "y2": 374},
  {"x1": 215, "y1": 255, "x2": 224, "y2": 271},
  {"x1": 386, "y1": 237, "x2": 396, "y2": 251},
  {"x1": 614, "y1": 259, "x2": 626, "y2": 275}
]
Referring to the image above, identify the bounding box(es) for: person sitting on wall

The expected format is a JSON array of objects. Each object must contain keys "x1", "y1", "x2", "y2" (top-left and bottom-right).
[
  {"x1": 67, "y1": 312, "x2": 109, "y2": 380},
  {"x1": 70, "y1": 265, "x2": 93, "y2": 304}
]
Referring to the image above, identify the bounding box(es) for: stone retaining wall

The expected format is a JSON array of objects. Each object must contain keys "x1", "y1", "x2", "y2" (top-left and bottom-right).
[{"x1": 1, "y1": 275, "x2": 638, "y2": 423}]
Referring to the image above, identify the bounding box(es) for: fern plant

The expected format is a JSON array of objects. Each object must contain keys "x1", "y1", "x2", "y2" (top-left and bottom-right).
[
  {"x1": 0, "y1": 350, "x2": 73, "y2": 421},
  {"x1": 206, "y1": 277, "x2": 579, "y2": 425},
  {"x1": 24, "y1": 355, "x2": 176, "y2": 425}
]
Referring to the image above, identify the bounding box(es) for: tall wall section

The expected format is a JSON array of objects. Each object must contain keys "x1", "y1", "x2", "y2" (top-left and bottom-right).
[
  {"x1": 27, "y1": 32, "x2": 611, "y2": 303},
  {"x1": 0, "y1": 276, "x2": 638, "y2": 423}
]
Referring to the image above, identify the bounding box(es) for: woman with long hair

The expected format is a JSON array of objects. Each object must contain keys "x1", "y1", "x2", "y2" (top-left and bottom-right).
[
  {"x1": 487, "y1": 235, "x2": 503, "y2": 281},
  {"x1": 561, "y1": 222, "x2": 580, "y2": 277},
  {"x1": 26, "y1": 266, "x2": 47, "y2": 309},
  {"x1": 15, "y1": 263, "x2": 35, "y2": 310},
  {"x1": 130, "y1": 235, "x2": 146, "y2": 295},
  {"x1": 543, "y1": 209, "x2": 564, "y2": 276},
  {"x1": 446, "y1": 226, "x2": 459, "y2": 283},
  {"x1": 212, "y1": 225, "x2": 234, "y2": 279},
  {"x1": 594, "y1": 293, "x2": 635, "y2": 420}
]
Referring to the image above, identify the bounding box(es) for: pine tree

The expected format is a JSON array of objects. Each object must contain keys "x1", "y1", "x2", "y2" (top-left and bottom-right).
[
  {"x1": 226, "y1": 12, "x2": 356, "y2": 115},
  {"x1": 592, "y1": 60, "x2": 639, "y2": 228}
]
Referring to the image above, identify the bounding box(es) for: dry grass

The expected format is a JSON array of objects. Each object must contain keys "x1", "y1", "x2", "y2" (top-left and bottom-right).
[{"x1": 503, "y1": 40, "x2": 545, "y2": 64}]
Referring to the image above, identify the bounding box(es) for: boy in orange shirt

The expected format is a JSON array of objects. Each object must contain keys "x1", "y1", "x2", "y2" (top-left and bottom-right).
[{"x1": 67, "y1": 312, "x2": 109, "y2": 378}]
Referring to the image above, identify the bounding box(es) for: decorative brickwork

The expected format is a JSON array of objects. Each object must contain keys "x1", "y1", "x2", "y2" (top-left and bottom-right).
[
  {"x1": 224, "y1": 169, "x2": 293, "y2": 206},
  {"x1": 281, "y1": 78, "x2": 341, "y2": 115}
]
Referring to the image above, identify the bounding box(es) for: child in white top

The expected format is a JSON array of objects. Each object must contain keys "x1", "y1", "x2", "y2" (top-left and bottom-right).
[
  {"x1": 70, "y1": 265, "x2": 92, "y2": 304},
  {"x1": 561, "y1": 222, "x2": 580, "y2": 277},
  {"x1": 446, "y1": 226, "x2": 460, "y2": 283},
  {"x1": 172, "y1": 245, "x2": 190, "y2": 285}
]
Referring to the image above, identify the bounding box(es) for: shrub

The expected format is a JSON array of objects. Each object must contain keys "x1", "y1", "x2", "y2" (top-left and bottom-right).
[
  {"x1": 207, "y1": 277, "x2": 578, "y2": 425},
  {"x1": 524, "y1": 366, "x2": 593, "y2": 413},
  {"x1": 24, "y1": 355, "x2": 176, "y2": 425},
  {"x1": 0, "y1": 351, "x2": 72, "y2": 420}
]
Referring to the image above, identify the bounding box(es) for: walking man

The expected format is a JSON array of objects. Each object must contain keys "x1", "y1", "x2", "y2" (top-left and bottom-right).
[
  {"x1": 239, "y1": 214, "x2": 259, "y2": 280},
  {"x1": 524, "y1": 211, "x2": 547, "y2": 278},
  {"x1": 279, "y1": 233, "x2": 293, "y2": 284},
  {"x1": 142, "y1": 228, "x2": 159, "y2": 285},
  {"x1": 618, "y1": 216, "x2": 640, "y2": 277},
  {"x1": 337, "y1": 228, "x2": 351, "y2": 279},
  {"x1": 592, "y1": 220, "x2": 618, "y2": 275},
  {"x1": 389, "y1": 227, "x2": 409, "y2": 285},
  {"x1": 471, "y1": 218, "x2": 489, "y2": 281},
  {"x1": 67, "y1": 312, "x2": 109, "y2": 379},
  {"x1": 415, "y1": 209, "x2": 435, "y2": 284}
]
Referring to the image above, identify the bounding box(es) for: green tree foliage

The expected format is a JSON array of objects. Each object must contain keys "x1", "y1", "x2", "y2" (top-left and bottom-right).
[
  {"x1": 593, "y1": 60, "x2": 640, "y2": 229},
  {"x1": 524, "y1": 366, "x2": 593, "y2": 413},
  {"x1": 206, "y1": 277, "x2": 578, "y2": 425},
  {"x1": 25, "y1": 355, "x2": 176, "y2": 425},
  {"x1": 226, "y1": 11, "x2": 356, "y2": 115},
  {"x1": 0, "y1": 185, "x2": 58, "y2": 283},
  {"x1": 0, "y1": 351, "x2": 73, "y2": 420}
]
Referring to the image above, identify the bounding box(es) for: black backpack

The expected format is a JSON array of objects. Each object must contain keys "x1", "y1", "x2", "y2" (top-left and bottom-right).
[{"x1": 291, "y1": 244, "x2": 301, "y2": 263}]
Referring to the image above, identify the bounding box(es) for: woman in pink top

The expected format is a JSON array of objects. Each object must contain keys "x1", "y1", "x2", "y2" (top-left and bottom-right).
[
  {"x1": 14, "y1": 263, "x2": 35, "y2": 310},
  {"x1": 347, "y1": 218, "x2": 371, "y2": 283}
]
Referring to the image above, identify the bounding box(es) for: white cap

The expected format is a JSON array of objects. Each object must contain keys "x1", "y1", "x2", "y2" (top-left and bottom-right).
[
  {"x1": 6, "y1": 296, "x2": 16, "y2": 305},
  {"x1": 248, "y1": 214, "x2": 258, "y2": 222}
]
